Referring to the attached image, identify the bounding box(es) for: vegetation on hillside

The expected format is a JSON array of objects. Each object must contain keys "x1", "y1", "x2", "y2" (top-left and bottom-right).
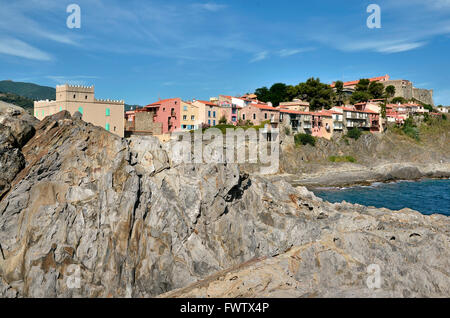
[
  {"x1": 346, "y1": 127, "x2": 362, "y2": 140},
  {"x1": 0, "y1": 80, "x2": 55, "y2": 100},
  {"x1": 254, "y1": 78, "x2": 334, "y2": 109},
  {"x1": 328, "y1": 155, "x2": 356, "y2": 163},
  {"x1": 294, "y1": 133, "x2": 316, "y2": 147},
  {"x1": 0, "y1": 92, "x2": 34, "y2": 110}
]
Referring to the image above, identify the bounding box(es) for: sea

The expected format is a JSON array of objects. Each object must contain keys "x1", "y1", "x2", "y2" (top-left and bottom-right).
[{"x1": 311, "y1": 178, "x2": 450, "y2": 216}]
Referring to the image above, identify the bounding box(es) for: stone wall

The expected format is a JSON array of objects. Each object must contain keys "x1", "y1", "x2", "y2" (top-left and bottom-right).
[
  {"x1": 383, "y1": 80, "x2": 434, "y2": 106},
  {"x1": 135, "y1": 112, "x2": 162, "y2": 135},
  {"x1": 413, "y1": 88, "x2": 434, "y2": 106}
]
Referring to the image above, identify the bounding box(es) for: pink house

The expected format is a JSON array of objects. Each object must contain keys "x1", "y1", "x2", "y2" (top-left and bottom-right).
[
  {"x1": 240, "y1": 103, "x2": 279, "y2": 126},
  {"x1": 145, "y1": 98, "x2": 181, "y2": 134}
]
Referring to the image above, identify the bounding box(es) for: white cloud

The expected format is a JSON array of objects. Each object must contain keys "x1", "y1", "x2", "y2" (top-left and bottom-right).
[
  {"x1": 46, "y1": 75, "x2": 100, "y2": 85},
  {"x1": 278, "y1": 48, "x2": 314, "y2": 57},
  {"x1": 0, "y1": 37, "x2": 52, "y2": 61},
  {"x1": 340, "y1": 39, "x2": 427, "y2": 54},
  {"x1": 192, "y1": 2, "x2": 227, "y2": 12},
  {"x1": 250, "y1": 51, "x2": 269, "y2": 63},
  {"x1": 377, "y1": 42, "x2": 426, "y2": 53}
]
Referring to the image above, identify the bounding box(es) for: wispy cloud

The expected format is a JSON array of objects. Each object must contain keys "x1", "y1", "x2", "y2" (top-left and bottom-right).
[
  {"x1": 46, "y1": 75, "x2": 100, "y2": 85},
  {"x1": 250, "y1": 51, "x2": 269, "y2": 63},
  {"x1": 340, "y1": 39, "x2": 427, "y2": 54},
  {"x1": 278, "y1": 48, "x2": 314, "y2": 57},
  {"x1": 0, "y1": 37, "x2": 52, "y2": 61},
  {"x1": 191, "y1": 2, "x2": 227, "y2": 12}
]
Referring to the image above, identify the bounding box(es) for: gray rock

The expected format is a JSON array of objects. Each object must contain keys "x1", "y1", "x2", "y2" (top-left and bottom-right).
[{"x1": 0, "y1": 106, "x2": 448, "y2": 298}]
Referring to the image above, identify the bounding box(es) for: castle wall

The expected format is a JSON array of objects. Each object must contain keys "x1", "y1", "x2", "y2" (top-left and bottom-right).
[
  {"x1": 383, "y1": 80, "x2": 434, "y2": 106},
  {"x1": 34, "y1": 85, "x2": 124, "y2": 137},
  {"x1": 412, "y1": 88, "x2": 434, "y2": 106}
]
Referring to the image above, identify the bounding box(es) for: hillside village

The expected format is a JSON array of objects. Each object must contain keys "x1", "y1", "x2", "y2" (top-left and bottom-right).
[{"x1": 32, "y1": 75, "x2": 448, "y2": 142}]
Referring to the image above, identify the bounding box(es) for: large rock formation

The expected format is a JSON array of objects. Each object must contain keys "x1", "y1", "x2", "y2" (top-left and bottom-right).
[{"x1": 0, "y1": 105, "x2": 449, "y2": 297}]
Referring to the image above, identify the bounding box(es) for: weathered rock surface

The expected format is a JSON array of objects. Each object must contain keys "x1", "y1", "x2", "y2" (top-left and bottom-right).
[{"x1": 0, "y1": 108, "x2": 449, "y2": 298}]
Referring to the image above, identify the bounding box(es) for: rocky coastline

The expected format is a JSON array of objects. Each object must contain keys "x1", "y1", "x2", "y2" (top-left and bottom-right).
[
  {"x1": 277, "y1": 162, "x2": 450, "y2": 188},
  {"x1": 0, "y1": 103, "x2": 448, "y2": 298}
]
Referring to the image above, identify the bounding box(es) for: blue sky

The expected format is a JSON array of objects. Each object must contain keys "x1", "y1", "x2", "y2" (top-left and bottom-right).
[{"x1": 0, "y1": 0, "x2": 449, "y2": 105}]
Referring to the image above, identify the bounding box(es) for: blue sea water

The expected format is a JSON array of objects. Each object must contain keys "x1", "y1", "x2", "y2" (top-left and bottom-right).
[{"x1": 312, "y1": 179, "x2": 450, "y2": 216}]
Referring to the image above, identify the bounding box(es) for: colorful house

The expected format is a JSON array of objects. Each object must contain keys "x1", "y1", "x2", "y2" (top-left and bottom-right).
[
  {"x1": 180, "y1": 101, "x2": 201, "y2": 130},
  {"x1": 145, "y1": 98, "x2": 181, "y2": 134},
  {"x1": 192, "y1": 100, "x2": 222, "y2": 127}
]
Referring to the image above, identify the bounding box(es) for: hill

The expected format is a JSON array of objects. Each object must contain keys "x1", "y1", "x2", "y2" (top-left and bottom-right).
[
  {"x1": 0, "y1": 92, "x2": 34, "y2": 111},
  {"x1": 0, "y1": 80, "x2": 55, "y2": 101}
]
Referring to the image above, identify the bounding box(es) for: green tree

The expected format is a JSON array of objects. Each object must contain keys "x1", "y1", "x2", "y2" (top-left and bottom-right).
[
  {"x1": 296, "y1": 77, "x2": 335, "y2": 110},
  {"x1": 355, "y1": 79, "x2": 370, "y2": 92},
  {"x1": 368, "y1": 82, "x2": 385, "y2": 99},
  {"x1": 347, "y1": 127, "x2": 362, "y2": 140},
  {"x1": 385, "y1": 85, "x2": 396, "y2": 99},
  {"x1": 334, "y1": 80, "x2": 344, "y2": 106},
  {"x1": 392, "y1": 96, "x2": 407, "y2": 104},
  {"x1": 254, "y1": 86, "x2": 270, "y2": 102},
  {"x1": 268, "y1": 83, "x2": 288, "y2": 106},
  {"x1": 350, "y1": 91, "x2": 372, "y2": 104}
]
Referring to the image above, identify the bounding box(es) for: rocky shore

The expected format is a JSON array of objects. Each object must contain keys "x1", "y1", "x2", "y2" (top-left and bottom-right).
[
  {"x1": 0, "y1": 103, "x2": 449, "y2": 298},
  {"x1": 278, "y1": 162, "x2": 450, "y2": 188}
]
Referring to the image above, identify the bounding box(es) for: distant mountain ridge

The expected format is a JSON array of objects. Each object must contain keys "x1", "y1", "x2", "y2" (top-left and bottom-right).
[
  {"x1": 1, "y1": 80, "x2": 138, "y2": 110},
  {"x1": 0, "y1": 80, "x2": 56, "y2": 101}
]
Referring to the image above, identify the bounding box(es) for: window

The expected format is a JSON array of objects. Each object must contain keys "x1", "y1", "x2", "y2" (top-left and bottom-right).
[
  {"x1": 59, "y1": 106, "x2": 62, "y2": 111},
  {"x1": 208, "y1": 111, "x2": 211, "y2": 117},
  {"x1": 163, "y1": 108, "x2": 165, "y2": 111},
  {"x1": 253, "y1": 113, "x2": 256, "y2": 120},
  {"x1": 42, "y1": 110, "x2": 45, "y2": 116},
  {"x1": 213, "y1": 120, "x2": 216, "y2": 126},
  {"x1": 208, "y1": 120, "x2": 211, "y2": 125},
  {"x1": 106, "y1": 108, "x2": 110, "y2": 116},
  {"x1": 35, "y1": 111, "x2": 38, "y2": 117},
  {"x1": 73, "y1": 94, "x2": 76, "y2": 99},
  {"x1": 242, "y1": 114, "x2": 246, "y2": 120},
  {"x1": 78, "y1": 107, "x2": 83, "y2": 114},
  {"x1": 183, "y1": 106, "x2": 188, "y2": 111},
  {"x1": 182, "y1": 125, "x2": 187, "y2": 129},
  {"x1": 183, "y1": 115, "x2": 187, "y2": 120},
  {"x1": 85, "y1": 95, "x2": 88, "y2": 100},
  {"x1": 114, "y1": 126, "x2": 116, "y2": 131},
  {"x1": 232, "y1": 117, "x2": 236, "y2": 122},
  {"x1": 191, "y1": 115, "x2": 195, "y2": 120},
  {"x1": 213, "y1": 111, "x2": 216, "y2": 118},
  {"x1": 264, "y1": 113, "x2": 268, "y2": 119},
  {"x1": 188, "y1": 125, "x2": 192, "y2": 130},
  {"x1": 105, "y1": 123, "x2": 110, "y2": 131}
]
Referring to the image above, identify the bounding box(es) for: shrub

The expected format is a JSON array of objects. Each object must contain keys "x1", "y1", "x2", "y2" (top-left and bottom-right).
[
  {"x1": 329, "y1": 155, "x2": 356, "y2": 163},
  {"x1": 391, "y1": 97, "x2": 407, "y2": 104},
  {"x1": 442, "y1": 114, "x2": 447, "y2": 121},
  {"x1": 402, "y1": 117, "x2": 420, "y2": 140},
  {"x1": 294, "y1": 133, "x2": 315, "y2": 147},
  {"x1": 284, "y1": 126, "x2": 291, "y2": 136},
  {"x1": 346, "y1": 128, "x2": 362, "y2": 140}
]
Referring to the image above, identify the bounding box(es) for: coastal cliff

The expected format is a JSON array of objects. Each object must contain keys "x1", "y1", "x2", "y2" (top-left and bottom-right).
[
  {"x1": 274, "y1": 122, "x2": 450, "y2": 187},
  {"x1": 0, "y1": 103, "x2": 449, "y2": 298}
]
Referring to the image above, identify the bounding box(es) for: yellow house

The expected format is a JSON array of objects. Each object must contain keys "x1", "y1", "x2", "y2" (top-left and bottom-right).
[{"x1": 180, "y1": 101, "x2": 201, "y2": 130}]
